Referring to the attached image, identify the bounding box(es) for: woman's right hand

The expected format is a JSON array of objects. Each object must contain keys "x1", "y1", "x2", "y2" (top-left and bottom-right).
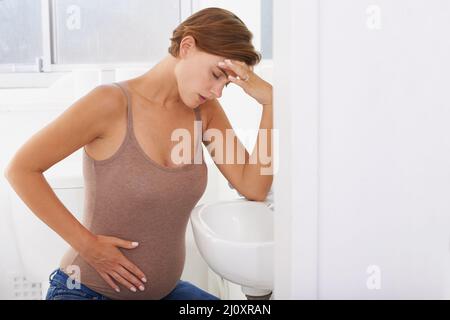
[{"x1": 79, "y1": 235, "x2": 147, "y2": 293}]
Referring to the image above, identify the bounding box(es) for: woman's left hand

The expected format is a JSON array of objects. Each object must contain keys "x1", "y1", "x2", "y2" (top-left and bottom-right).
[{"x1": 218, "y1": 59, "x2": 273, "y2": 106}]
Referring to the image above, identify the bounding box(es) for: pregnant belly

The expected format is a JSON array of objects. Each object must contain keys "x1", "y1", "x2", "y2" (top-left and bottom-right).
[{"x1": 59, "y1": 240, "x2": 186, "y2": 300}]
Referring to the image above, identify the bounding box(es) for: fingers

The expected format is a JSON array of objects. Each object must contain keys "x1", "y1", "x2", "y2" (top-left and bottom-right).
[
  {"x1": 227, "y1": 75, "x2": 247, "y2": 86},
  {"x1": 99, "y1": 236, "x2": 148, "y2": 293},
  {"x1": 121, "y1": 259, "x2": 147, "y2": 284},
  {"x1": 218, "y1": 60, "x2": 246, "y2": 75},
  {"x1": 113, "y1": 238, "x2": 147, "y2": 284},
  {"x1": 112, "y1": 237, "x2": 139, "y2": 249},
  {"x1": 218, "y1": 60, "x2": 251, "y2": 86},
  {"x1": 116, "y1": 266, "x2": 145, "y2": 292},
  {"x1": 235, "y1": 60, "x2": 252, "y2": 70},
  {"x1": 110, "y1": 270, "x2": 138, "y2": 292},
  {"x1": 100, "y1": 272, "x2": 121, "y2": 293}
]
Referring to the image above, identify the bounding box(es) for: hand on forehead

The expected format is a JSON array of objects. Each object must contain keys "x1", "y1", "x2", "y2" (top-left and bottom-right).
[{"x1": 218, "y1": 59, "x2": 252, "y2": 80}]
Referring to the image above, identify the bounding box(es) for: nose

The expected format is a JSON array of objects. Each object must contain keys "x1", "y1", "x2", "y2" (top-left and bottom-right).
[{"x1": 210, "y1": 84, "x2": 224, "y2": 99}]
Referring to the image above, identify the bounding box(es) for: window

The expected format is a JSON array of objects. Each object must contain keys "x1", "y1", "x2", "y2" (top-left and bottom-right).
[
  {"x1": 0, "y1": 0, "x2": 182, "y2": 72},
  {"x1": 0, "y1": 0, "x2": 271, "y2": 72},
  {"x1": 0, "y1": 0, "x2": 43, "y2": 70},
  {"x1": 261, "y1": 0, "x2": 273, "y2": 60},
  {"x1": 51, "y1": 0, "x2": 181, "y2": 64}
]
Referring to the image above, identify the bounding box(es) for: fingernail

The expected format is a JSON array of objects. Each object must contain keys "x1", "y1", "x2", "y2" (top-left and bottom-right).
[
  {"x1": 142, "y1": 277, "x2": 147, "y2": 283},
  {"x1": 225, "y1": 59, "x2": 232, "y2": 65},
  {"x1": 132, "y1": 242, "x2": 139, "y2": 247},
  {"x1": 218, "y1": 62, "x2": 226, "y2": 67},
  {"x1": 115, "y1": 288, "x2": 120, "y2": 293},
  {"x1": 139, "y1": 285, "x2": 145, "y2": 291},
  {"x1": 130, "y1": 287, "x2": 137, "y2": 292}
]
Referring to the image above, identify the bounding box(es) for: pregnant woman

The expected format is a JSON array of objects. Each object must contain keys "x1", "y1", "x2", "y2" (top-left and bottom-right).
[{"x1": 4, "y1": 7, "x2": 273, "y2": 300}]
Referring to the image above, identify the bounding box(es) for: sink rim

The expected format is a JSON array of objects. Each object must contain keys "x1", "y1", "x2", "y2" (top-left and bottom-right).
[{"x1": 190, "y1": 199, "x2": 274, "y2": 246}]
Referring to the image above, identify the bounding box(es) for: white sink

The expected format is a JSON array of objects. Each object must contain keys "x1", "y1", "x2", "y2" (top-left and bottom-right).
[{"x1": 190, "y1": 199, "x2": 274, "y2": 297}]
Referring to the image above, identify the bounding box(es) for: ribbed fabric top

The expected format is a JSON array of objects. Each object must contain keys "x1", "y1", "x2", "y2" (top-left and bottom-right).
[{"x1": 59, "y1": 82, "x2": 208, "y2": 300}]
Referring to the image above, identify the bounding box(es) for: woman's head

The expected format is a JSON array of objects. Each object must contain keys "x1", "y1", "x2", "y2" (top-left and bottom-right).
[{"x1": 168, "y1": 7, "x2": 261, "y2": 108}]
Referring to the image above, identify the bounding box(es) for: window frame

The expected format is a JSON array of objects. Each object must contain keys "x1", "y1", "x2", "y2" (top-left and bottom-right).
[
  {"x1": 41, "y1": 0, "x2": 187, "y2": 72},
  {"x1": 1, "y1": 0, "x2": 271, "y2": 74}
]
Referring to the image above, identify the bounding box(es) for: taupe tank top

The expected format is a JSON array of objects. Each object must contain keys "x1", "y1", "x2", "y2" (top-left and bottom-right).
[{"x1": 59, "y1": 82, "x2": 208, "y2": 300}]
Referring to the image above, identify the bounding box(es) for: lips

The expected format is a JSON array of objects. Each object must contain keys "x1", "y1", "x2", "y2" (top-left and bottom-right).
[{"x1": 198, "y1": 94, "x2": 206, "y2": 103}]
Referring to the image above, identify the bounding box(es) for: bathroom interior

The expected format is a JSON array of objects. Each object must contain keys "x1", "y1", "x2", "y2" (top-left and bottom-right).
[{"x1": 2, "y1": 0, "x2": 450, "y2": 300}]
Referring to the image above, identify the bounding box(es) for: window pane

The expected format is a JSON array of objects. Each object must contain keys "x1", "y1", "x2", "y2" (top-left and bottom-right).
[
  {"x1": 0, "y1": 0, "x2": 43, "y2": 64},
  {"x1": 52, "y1": 0, "x2": 181, "y2": 64},
  {"x1": 261, "y1": 0, "x2": 273, "y2": 59}
]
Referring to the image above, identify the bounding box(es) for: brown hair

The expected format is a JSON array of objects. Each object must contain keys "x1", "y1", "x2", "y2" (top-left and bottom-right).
[{"x1": 168, "y1": 7, "x2": 262, "y2": 66}]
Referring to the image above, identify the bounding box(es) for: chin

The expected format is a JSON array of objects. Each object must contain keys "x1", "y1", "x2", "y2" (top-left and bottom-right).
[
  {"x1": 187, "y1": 101, "x2": 199, "y2": 109},
  {"x1": 188, "y1": 94, "x2": 203, "y2": 108},
  {"x1": 179, "y1": 93, "x2": 197, "y2": 108}
]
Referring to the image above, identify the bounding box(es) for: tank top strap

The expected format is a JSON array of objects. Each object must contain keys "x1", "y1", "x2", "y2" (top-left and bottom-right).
[
  {"x1": 110, "y1": 82, "x2": 203, "y2": 162},
  {"x1": 193, "y1": 107, "x2": 204, "y2": 160},
  {"x1": 194, "y1": 107, "x2": 201, "y2": 122},
  {"x1": 112, "y1": 82, "x2": 133, "y2": 131}
]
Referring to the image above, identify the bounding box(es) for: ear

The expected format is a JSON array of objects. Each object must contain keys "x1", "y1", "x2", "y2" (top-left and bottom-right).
[{"x1": 179, "y1": 36, "x2": 197, "y2": 59}]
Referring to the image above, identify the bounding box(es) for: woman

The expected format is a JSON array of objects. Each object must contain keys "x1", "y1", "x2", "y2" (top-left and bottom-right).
[{"x1": 5, "y1": 7, "x2": 273, "y2": 300}]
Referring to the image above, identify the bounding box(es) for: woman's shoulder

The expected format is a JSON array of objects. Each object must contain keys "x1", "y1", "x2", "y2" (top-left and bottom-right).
[
  {"x1": 80, "y1": 84, "x2": 128, "y2": 139},
  {"x1": 92, "y1": 83, "x2": 128, "y2": 115},
  {"x1": 91, "y1": 83, "x2": 128, "y2": 110}
]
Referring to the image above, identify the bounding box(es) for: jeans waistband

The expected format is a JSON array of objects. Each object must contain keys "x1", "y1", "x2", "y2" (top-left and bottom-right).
[{"x1": 48, "y1": 268, "x2": 107, "y2": 299}]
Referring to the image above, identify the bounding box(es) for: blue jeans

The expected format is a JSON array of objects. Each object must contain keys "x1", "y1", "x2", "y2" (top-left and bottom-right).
[{"x1": 45, "y1": 268, "x2": 220, "y2": 300}]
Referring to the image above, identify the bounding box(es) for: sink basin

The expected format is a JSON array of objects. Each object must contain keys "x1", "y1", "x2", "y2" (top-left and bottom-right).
[{"x1": 190, "y1": 199, "x2": 274, "y2": 296}]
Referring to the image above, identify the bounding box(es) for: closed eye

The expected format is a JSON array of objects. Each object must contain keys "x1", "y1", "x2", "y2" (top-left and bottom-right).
[{"x1": 213, "y1": 72, "x2": 230, "y2": 87}]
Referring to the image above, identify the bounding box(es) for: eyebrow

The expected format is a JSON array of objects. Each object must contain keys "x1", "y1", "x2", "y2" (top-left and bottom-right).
[{"x1": 217, "y1": 66, "x2": 232, "y2": 85}]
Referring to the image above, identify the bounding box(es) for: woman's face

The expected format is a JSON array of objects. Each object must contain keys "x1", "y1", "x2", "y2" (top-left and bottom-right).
[{"x1": 174, "y1": 38, "x2": 238, "y2": 108}]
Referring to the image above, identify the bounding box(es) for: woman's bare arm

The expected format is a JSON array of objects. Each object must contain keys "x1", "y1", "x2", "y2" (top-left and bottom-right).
[
  {"x1": 4, "y1": 84, "x2": 121, "y2": 252},
  {"x1": 4, "y1": 85, "x2": 148, "y2": 293}
]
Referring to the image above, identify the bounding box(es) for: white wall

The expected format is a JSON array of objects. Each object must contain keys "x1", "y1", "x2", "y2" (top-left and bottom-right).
[
  {"x1": 274, "y1": 0, "x2": 450, "y2": 299},
  {"x1": 273, "y1": 0, "x2": 320, "y2": 300}
]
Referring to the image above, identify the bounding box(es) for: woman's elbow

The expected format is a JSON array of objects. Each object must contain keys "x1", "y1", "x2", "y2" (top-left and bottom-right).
[
  {"x1": 242, "y1": 189, "x2": 269, "y2": 202},
  {"x1": 240, "y1": 176, "x2": 273, "y2": 202}
]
